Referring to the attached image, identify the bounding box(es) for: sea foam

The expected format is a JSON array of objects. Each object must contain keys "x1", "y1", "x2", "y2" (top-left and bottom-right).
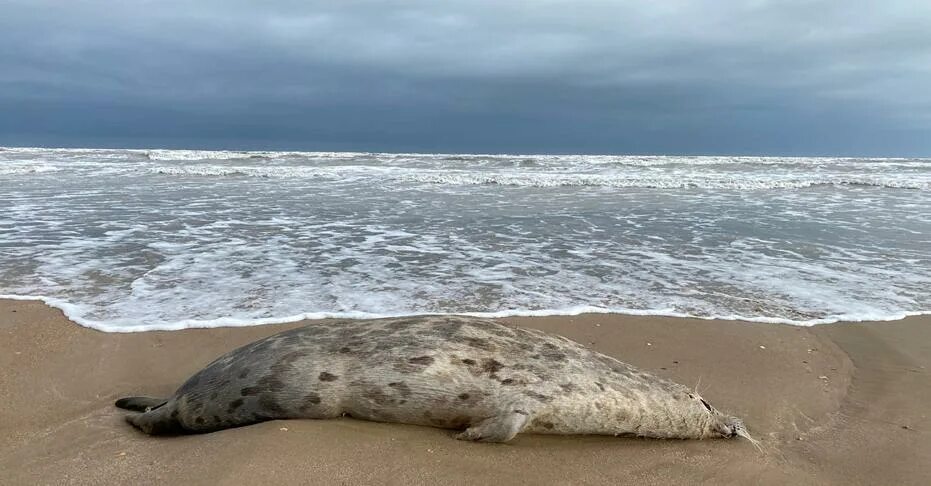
[{"x1": 1, "y1": 147, "x2": 929, "y2": 331}]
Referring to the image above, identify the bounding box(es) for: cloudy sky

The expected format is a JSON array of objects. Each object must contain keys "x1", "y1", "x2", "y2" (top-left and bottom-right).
[{"x1": 1, "y1": 0, "x2": 929, "y2": 155}]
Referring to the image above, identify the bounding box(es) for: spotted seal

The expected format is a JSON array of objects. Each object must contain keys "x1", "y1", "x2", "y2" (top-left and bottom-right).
[{"x1": 116, "y1": 316, "x2": 751, "y2": 443}]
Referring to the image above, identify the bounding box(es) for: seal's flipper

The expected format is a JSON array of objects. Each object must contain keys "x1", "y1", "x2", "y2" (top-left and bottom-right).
[
  {"x1": 124, "y1": 404, "x2": 186, "y2": 435},
  {"x1": 455, "y1": 409, "x2": 531, "y2": 443},
  {"x1": 115, "y1": 396, "x2": 168, "y2": 412}
]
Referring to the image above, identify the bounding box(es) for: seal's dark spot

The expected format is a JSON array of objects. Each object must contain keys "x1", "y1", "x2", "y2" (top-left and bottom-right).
[
  {"x1": 241, "y1": 386, "x2": 259, "y2": 396},
  {"x1": 212, "y1": 415, "x2": 221, "y2": 423},
  {"x1": 170, "y1": 409, "x2": 179, "y2": 419},
  {"x1": 533, "y1": 419, "x2": 555, "y2": 430},
  {"x1": 195, "y1": 417, "x2": 205, "y2": 425},
  {"x1": 595, "y1": 382, "x2": 606, "y2": 392},
  {"x1": 258, "y1": 394, "x2": 286, "y2": 415},
  {"x1": 409, "y1": 356, "x2": 434, "y2": 365},
  {"x1": 560, "y1": 383, "x2": 579, "y2": 393},
  {"x1": 210, "y1": 392, "x2": 218, "y2": 400},
  {"x1": 228, "y1": 398, "x2": 245, "y2": 411},
  {"x1": 463, "y1": 337, "x2": 492, "y2": 350},
  {"x1": 523, "y1": 391, "x2": 553, "y2": 403},
  {"x1": 458, "y1": 393, "x2": 470, "y2": 400},
  {"x1": 482, "y1": 358, "x2": 504, "y2": 374},
  {"x1": 297, "y1": 393, "x2": 322, "y2": 414},
  {"x1": 338, "y1": 346, "x2": 352, "y2": 353},
  {"x1": 238, "y1": 369, "x2": 250, "y2": 379},
  {"x1": 319, "y1": 372, "x2": 338, "y2": 381},
  {"x1": 500, "y1": 378, "x2": 516, "y2": 385},
  {"x1": 542, "y1": 350, "x2": 567, "y2": 362},
  {"x1": 461, "y1": 358, "x2": 476, "y2": 365},
  {"x1": 388, "y1": 381, "x2": 412, "y2": 397},
  {"x1": 255, "y1": 374, "x2": 287, "y2": 393},
  {"x1": 362, "y1": 388, "x2": 393, "y2": 405}
]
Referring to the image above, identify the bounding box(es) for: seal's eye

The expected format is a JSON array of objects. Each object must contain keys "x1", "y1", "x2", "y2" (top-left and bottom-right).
[{"x1": 699, "y1": 398, "x2": 713, "y2": 412}]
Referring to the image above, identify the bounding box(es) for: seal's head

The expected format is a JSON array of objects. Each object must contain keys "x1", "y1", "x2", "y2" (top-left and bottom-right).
[
  {"x1": 628, "y1": 388, "x2": 749, "y2": 441},
  {"x1": 680, "y1": 392, "x2": 761, "y2": 450},
  {"x1": 687, "y1": 393, "x2": 743, "y2": 438}
]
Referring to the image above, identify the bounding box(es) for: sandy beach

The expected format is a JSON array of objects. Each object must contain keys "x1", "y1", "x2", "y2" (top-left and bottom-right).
[{"x1": 1, "y1": 298, "x2": 928, "y2": 485}]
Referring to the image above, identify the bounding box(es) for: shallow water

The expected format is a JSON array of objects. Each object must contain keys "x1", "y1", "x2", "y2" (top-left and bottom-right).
[{"x1": 1, "y1": 147, "x2": 929, "y2": 331}]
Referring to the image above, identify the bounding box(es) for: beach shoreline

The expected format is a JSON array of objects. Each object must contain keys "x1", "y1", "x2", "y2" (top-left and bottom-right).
[{"x1": 1, "y1": 298, "x2": 928, "y2": 485}]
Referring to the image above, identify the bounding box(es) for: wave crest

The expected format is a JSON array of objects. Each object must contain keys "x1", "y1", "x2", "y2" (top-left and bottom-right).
[
  {"x1": 144, "y1": 165, "x2": 930, "y2": 190},
  {"x1": 402, "y1": 172, "x2": 929, "y2": 190},
  {"x1": 0, "y1": 165, "x2": 61, "y2": 175},
  {"x1": 144, "y1": 149, "x2": 370, "y2": 161}
]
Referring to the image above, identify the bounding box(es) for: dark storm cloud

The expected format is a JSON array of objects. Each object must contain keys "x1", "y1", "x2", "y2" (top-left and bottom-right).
[{"x1": 1, "y1": 0, "x2": 929, "y2": 155}]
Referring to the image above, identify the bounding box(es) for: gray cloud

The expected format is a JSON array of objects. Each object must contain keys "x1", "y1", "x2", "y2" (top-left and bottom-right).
[{"x1": 1, "y1": 0, "x2": 929, "y2": 154}]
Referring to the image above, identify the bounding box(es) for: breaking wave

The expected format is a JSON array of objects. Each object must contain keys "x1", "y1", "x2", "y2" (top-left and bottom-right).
[
  {"x1": 2, "y1": 146, "x2": 930, "y2": 331},
  {"x1": 0, "y1": 165, "x2": 61, "y2": 175},
  {"x1": 143, "y1": 164, "x2": 930, "y2": 190}
]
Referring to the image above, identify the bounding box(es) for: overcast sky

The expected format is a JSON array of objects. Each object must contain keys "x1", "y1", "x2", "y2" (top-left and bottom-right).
[{"x1": 1, "y1": 0, "x2": 930, "y2": 155}]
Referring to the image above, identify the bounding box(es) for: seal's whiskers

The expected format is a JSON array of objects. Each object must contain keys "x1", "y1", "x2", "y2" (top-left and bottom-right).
[{"x1": 735, "y1": 426, "x2": 764, "y2": 454}]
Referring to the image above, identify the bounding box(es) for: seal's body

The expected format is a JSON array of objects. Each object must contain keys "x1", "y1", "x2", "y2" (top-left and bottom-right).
[{"x1": 117, "y1": 316, "x2": 746, "y2": 442}]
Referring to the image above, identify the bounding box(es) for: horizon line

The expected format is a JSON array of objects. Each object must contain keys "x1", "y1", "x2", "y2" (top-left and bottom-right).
[{"x1": 3, "y1": 144, "x2": 929, "y2": 160}]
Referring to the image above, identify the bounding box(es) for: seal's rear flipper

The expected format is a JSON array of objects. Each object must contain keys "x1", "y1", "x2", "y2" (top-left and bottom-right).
[
  {"x1": 124, "y1": 405, "x2": 186, "y2": 435},
  {"x1": 115, "y1": 396, "x2": 167, "y2": 412}
]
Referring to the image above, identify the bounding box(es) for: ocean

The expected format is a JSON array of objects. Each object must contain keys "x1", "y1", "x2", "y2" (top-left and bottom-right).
[{"x1": 1, "y1": 146, "x2": 929, "y2": 331}]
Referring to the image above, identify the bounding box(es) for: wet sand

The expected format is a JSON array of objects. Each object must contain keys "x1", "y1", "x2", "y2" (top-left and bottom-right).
[{"x1": 1, "y1": 298, "x2": 928, "y2": 485}]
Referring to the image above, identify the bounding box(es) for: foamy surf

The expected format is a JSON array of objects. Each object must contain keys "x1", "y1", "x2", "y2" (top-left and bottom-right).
[
  {"x1": 140, "y1": 164, "x2": 929, "y2": 189},
  {"x1": 3, "y1": 293, "x2": 928, "y2": 333},
  {"x1": 2, "y1": 147, "x2": 929, "y2": 332}
]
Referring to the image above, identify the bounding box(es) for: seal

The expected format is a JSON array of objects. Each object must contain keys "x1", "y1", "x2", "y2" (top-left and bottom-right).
[{"x1": 116, "y1": 316, "x2": 752, "y2": 443}]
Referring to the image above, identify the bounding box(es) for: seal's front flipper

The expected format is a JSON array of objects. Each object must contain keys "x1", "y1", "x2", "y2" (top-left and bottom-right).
[
  {"x1": 115, "y1": 396, "x2": 168, "y2": 412},
  {"x1": 455, "y1": 409, "x2": 531, "y2": 443}
]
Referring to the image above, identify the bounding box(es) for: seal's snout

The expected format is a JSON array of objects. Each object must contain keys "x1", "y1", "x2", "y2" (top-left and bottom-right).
[
  {"x1": 724, "y1": 416, "x2": 764, "y2": 452},
  {"x1": 723, "y1": 417, "x2": 743, "y2": 438},
  {"x1": 710, "y1": 415, "x2": 743, "y2": 439}
]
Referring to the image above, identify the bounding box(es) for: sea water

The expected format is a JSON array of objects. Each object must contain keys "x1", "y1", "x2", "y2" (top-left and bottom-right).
[{"x1": 1, "y1": 147, "x2": 929, "y2": 331}]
